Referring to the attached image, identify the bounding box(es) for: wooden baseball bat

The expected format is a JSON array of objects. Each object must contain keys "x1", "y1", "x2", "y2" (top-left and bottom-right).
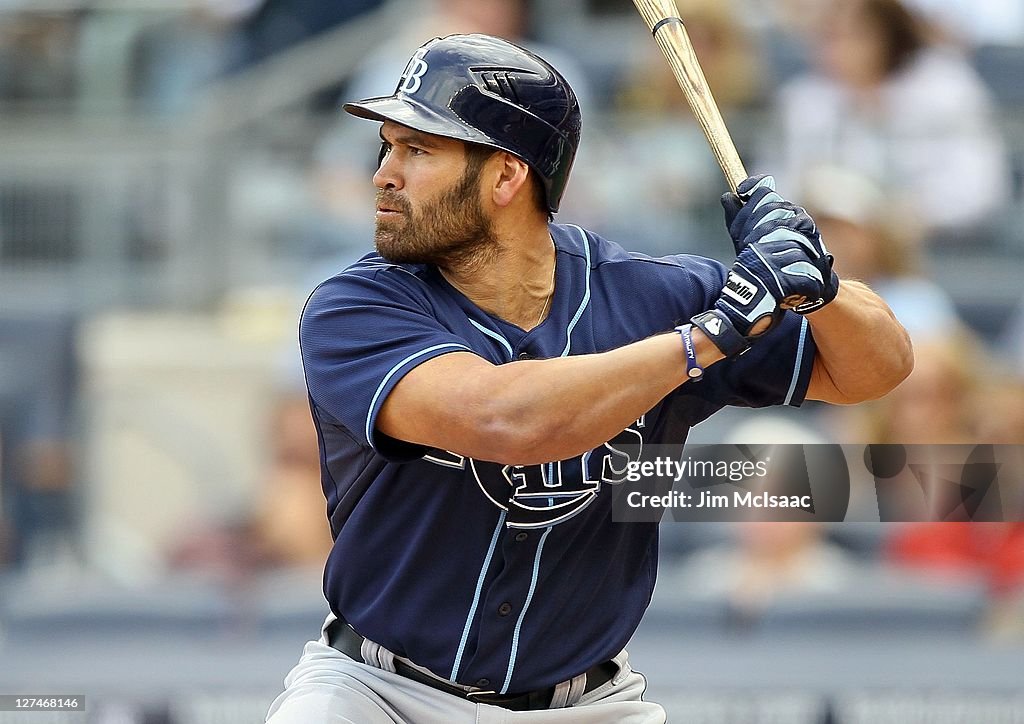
[{"x1": 632, "y1": 0, "x2": 747, "y2": 192}]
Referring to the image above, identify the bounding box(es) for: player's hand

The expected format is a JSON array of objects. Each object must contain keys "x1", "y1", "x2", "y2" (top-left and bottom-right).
[
  {"x1": 689, "y1": 266, "x2": 781, "y2": 359},
  {"x1": 713, "y1": 251, "x2": 786, "y2": 336},
  {"x1": 721, "y1": 174, "x2": 785, "y2": 247},
  {"x1": 721, "y1": 174, "x2": 839, "y2": 315},
  {"x1": 689, "y1": 246, "x2": 786, "y2": 360}
]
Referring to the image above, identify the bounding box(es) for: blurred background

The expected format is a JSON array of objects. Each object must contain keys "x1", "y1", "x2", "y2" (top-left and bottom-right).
[{"x1": 1, "y1": 0, "x2": 1023, "y2": 721}]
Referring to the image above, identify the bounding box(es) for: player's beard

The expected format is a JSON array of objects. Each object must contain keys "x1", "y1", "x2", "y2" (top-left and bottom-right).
[{"x1": 374, "y1": 167, "x2": 495, "y2": 268}]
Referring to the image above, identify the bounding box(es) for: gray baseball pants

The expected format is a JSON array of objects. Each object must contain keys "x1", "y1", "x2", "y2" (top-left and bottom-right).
[{"x1": 266, "y1": 617, "x2": 666, "y2": 723}]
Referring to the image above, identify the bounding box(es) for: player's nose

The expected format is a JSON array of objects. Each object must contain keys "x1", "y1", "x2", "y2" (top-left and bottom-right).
[{"x1": 373, "y1": 149, "x2": 403, "y2": 191}]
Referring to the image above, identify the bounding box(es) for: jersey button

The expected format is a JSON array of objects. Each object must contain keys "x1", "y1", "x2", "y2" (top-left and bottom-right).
[
  {"x1": 476, "y1": 678, "x2": 490, "y2": 688},
  {"x1": 498, "y1": 602, "x2": 513, "y2": 617},
  {"x1": 514, "y1": 532, "x2": 528, "y2": 542},
  {"x1": 518, "y1": 352, "x2": 533, "y2": 360}
]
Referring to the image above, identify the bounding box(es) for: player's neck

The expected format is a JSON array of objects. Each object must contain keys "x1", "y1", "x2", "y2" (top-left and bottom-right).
[{"x1": 440, "y1": 221, "x2": 556, "y2": 331}]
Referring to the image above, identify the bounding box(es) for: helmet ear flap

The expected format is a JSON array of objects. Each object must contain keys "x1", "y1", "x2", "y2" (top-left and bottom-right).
[{"x1": 448, "y1": 83, "x2": 573, "y2": 206}]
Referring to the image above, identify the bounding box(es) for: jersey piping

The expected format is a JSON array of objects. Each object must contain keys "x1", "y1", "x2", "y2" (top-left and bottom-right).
[
  {"x1": 562, "y1": 224, "x2": 593, "y2": 356},
  {"x1": 450, "y1": 510, "x2": 508, "y2": 681},
  {"x1": 469, "y1": 319, "x2": 514, "y2": 361},
  {"x1": 784, "y1": 317, "x2": 810, "y2": 406},
  {"x1": 364, "y1": 342, "x2": 471, "y2": 446},
  {"x1": 501, "y1": 523, "x2": 554, "y2": 694}
]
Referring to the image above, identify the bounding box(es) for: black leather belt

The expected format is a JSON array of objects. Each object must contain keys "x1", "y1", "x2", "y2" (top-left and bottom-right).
[{"x1": 325, "y1": 616, "x2": 619, "y2": 711}]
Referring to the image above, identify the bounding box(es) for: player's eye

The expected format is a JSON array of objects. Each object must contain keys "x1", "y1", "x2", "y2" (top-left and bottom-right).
[{"x1": 408, "y1": 146, "x2": 426, "y2": 156}]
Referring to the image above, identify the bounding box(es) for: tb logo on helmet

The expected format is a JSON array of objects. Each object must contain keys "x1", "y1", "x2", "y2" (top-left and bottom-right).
[{"x1": 399, "y1": 48, "x2": 430, "y2": 95}]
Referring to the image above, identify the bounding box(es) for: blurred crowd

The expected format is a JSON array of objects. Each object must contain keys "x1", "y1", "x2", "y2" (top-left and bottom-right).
[{"x1": 2, "y1": 0, "x2": 1024, "y2": 642}]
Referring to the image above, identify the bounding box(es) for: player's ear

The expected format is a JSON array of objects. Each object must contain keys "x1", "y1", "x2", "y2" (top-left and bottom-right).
[{"x1": 491, "y1": 152, "x2": 531, "y2": 209}]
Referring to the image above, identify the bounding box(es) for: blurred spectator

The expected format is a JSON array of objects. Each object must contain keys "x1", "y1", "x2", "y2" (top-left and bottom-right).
[
  {"x1": 618, "y1": 0, "x2": 763, "y2": 115},
  {"x1": 280, "y1": 128, "x2": 382, "y2": 268},
  {"x1": 1000, "y1": 298, "x2": 1024, "y2": 370},
  {"x1": 763, "y1": 0, "x2": 1011, "y2": 241},
  {"x1": 663, "y1": 416, "x2": 859, "y2": 626},
  {"x1": 799, "y1": 164, "x2": 961, "y2": 340},
  {"x1": 0, "y1": 10, "x2": 81, "y2": 111},
  {"x1": 343, "y1": 0, "x2": 536, "y2": 103},
  {"x1": 249, "y1": 394, "x2": 331, "y2": 568},
  {"x1": 129, "y1": 0, "x2": 385, "y2": 117},
  {"x1": 859, "y1": 335, "x2": 1024, "y2": 639},
  {"x1": 130, "y1": 1, "x2": 256, "y2": 117},
  {"x1": 903, "y1": 0, "x2": 1024, "y2": 46},
  {"x1": 889, "y1": 524, "x2": 1024, "y2": 591},
  {"x1": 887, "y1": 524, "x2": 1024, "y2": 639},
  {"x1": 226, "y1": 0, "x2": 383, "y2": 72},
  {"x1": 738, "y1": 0, "x2": 829, "y2": 40},
  {"x1": 863, "y1": 336, "x2": 979, "y2": 445},
  {"x1": 714, "y1": 522, "x2": 855, "y2": 624},
  {"x1": 732, "y1": 0, "x2": 823, "y2": 85},
  {"x1": 168, "y1": 393, "x2": 331, "y2": 580},
  {"x1": 0, "y1": 312, "x2": 78, "y2": 569},
  {"x1": 973, "y1": 365, "x2": 1024, "y2": 445},
  {"x1": 853, "y1": 335, "x2": 1024, "y2": 509}
]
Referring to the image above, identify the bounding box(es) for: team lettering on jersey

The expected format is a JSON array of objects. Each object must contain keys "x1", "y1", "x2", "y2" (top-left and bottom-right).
[{"x1": 426, "y1": 418, "x2": 649, "y2": 528}]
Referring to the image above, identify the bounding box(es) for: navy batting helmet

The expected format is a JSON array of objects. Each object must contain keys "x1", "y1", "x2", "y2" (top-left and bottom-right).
[{"x1": 343, "y1": 34, "x2": 582, "y2": 213}]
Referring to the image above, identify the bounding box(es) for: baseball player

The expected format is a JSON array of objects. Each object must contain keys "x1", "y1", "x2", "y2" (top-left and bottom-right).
[{"x1": 266, "y1": 34, "x2": 913, "y2": 723}]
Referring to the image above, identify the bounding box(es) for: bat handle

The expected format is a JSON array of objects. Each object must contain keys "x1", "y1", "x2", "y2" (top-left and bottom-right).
[{"x1": 719, "y1": 150, "x2": 748, "y2": 196}]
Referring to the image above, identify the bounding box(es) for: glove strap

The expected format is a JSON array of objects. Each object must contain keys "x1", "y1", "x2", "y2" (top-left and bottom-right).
[
  {"x1": 793, "y1": 269, "x2": 840, "y2": 315},
  {"x1": 690, "y1": 310, "x2": 750, "y2": 359},
  {"x1": 675, "y1": 324, "x2": 704, "y2": 382}
]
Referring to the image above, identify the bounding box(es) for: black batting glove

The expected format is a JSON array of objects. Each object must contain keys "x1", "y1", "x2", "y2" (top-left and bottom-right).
[
  {"x1": 694, "y1": 175, "x2": 844, "y2": 359},
  {"x1": 690, "y1": 247, "x2": 786, "y2": 360},
  {"x1": 721, "y1": 174, "x2": 840, "y2": 315}
]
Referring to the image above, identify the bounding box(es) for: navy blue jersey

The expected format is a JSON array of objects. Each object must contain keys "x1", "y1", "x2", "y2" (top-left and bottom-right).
[{"x1": 299, "y1": 223, "x2": 816, "y2": 694}]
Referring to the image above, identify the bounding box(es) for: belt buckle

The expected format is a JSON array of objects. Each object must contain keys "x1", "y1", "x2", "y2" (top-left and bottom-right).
[{"x1": 467, "y1": 687, "x2": 553, "y2": 712}]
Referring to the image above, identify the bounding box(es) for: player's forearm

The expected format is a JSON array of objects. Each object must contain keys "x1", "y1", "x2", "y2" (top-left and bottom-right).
[
  {"x1": 805, "y1": 280, "x2": 914, "y2": 404},
  {"x1": 473, "y1": 330, "x2": 723, "y2": 465}
]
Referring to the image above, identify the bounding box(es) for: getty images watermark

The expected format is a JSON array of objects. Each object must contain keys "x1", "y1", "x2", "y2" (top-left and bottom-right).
[
  {"x1": 622, "y1": 456, "x2": 812, "y2": 510},
  {"x1": 610, "y1": 444, "x2": 1024, "y2": 523}
]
